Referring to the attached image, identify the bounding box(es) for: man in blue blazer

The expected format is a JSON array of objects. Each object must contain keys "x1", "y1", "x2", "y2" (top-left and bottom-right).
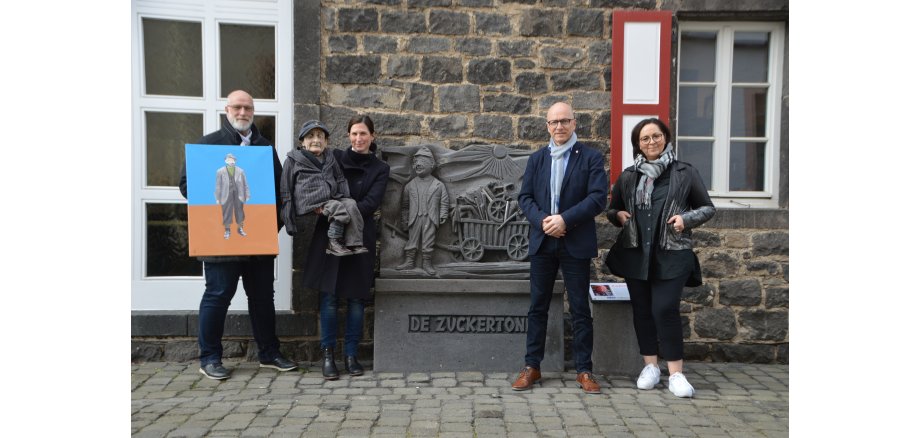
[{"x1": 512, "y1": 102, "x2": 608, "y2": 394}]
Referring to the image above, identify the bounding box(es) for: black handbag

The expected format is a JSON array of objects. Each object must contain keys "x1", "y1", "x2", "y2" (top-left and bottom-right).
[
  {"x1": 685, "y1": 251, "x2": 703, "y2": 287},
  {"x1": 603, "y1": 245, "x2": 624, "y2": 278}
]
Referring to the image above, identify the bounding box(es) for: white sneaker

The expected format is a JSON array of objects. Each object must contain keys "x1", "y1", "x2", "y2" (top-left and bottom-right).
[
  {"x1": 636, "y1": 364, "x2": 661, "y2": 390},
  {"x1": 668, "y1": 372, "x2": 695, "y2": 398}
]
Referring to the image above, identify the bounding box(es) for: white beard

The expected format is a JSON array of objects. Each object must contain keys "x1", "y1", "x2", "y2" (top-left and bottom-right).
[{"x1": 229, "y1": 117, "x2": 253, "y2": 133}]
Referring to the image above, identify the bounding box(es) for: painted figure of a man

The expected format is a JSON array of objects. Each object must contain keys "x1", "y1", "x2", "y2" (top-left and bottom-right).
[{"x1": 215, "y1": 153, "x2": 250, "y2": 239}]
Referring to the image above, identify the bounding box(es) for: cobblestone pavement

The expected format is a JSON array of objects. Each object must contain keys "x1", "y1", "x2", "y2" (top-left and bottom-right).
[{"x1": 132, "y1": 361, "x2": 788, "y2": 437}]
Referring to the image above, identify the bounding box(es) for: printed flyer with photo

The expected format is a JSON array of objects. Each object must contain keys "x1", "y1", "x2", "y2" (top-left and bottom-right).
[{"x1": 589, "y1": 283, "x2": 631, "y2": 301}]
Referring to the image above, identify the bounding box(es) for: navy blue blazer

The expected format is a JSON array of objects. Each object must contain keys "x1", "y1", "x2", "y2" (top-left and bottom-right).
[{"x1": 518, "y1": 141, "x2": 608, "y2": 259}]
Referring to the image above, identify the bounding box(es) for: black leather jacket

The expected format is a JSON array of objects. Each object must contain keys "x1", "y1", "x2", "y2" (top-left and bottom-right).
[{"x1": 606, "y1": 160, "x2": 715, "y2": 250}]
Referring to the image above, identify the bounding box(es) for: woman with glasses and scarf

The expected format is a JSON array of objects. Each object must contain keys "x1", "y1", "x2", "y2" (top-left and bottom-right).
[{"x1": 605, "y1": 118, "x2": 715, "y2": 398}]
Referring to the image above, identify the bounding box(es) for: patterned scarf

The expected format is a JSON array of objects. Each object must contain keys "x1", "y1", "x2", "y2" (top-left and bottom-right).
[
  {"x1": 634, "y1": 143, "x2": 675, "y2": 210},
  {"x1": 549, "y1": 132, "x2": 577, "y2": 215}
]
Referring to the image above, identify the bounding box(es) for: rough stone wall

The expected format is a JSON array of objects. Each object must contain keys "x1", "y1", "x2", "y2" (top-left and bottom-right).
[{"x1": 317, "y1": 0, "x2": 614, "y2": 156}]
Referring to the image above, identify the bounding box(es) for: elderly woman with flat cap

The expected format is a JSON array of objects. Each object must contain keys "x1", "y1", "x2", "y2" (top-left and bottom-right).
[{"x1": 605, "y1": 118, "x2": 715, "y2": 398}]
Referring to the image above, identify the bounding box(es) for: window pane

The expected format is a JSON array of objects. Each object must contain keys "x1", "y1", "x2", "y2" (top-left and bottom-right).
[
  {"x1": 146, "y1": 112, "x2": 204, "y2": 187},
  {"x1": 147, "y1": 203, "x2": 202, "y2": 277},
  {"x1": 677, "y1": 140, "x2": 713, "y2": 190},
  {"x1": 729, "y1": 141, "x2": 766, "y2": 191},
  {"x1": 679, "y1": 31, "x2": 717, "y2": 82},
  {"x1": 218, "y1": 114, "x2": 276, "y2": 146},
  {"x1": 143, "y1": 18, "x2": 202, "y2": 97},
  {"x1": 732, "y1": 32, "x2": 770, "y2": 83},
  {"x1": 220, "y1": 24, "x2": 275, "y2": 99},
  {"x1": 731, "y1": 87, "x2": 767, "y2": 137},
  {"x1": 678, "y1": 86, "x2": 715, "y2": 136}
]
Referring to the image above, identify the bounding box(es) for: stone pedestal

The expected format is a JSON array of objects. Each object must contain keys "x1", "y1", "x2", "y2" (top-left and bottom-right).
[
  {"x1": 590, "y1": 300, "x2": 644, "y2": 377},
  {"x1": 373, "y1": 279, "x2": 564, "y2": 372}
]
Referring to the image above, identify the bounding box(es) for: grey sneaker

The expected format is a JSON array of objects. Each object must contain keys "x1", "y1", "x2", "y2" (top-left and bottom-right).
[
  {"x1": 637, "y1": 363, "x2": 661, "y2": 390},
  {"x1": 668, "y1": 372, "x2": 695, "y2": 398},
  {"x1": 199, "y1": 363, "x2": 231, "y2": 380}
]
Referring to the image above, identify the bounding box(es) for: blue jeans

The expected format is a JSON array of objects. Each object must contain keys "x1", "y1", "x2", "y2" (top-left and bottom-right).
[
  {"x1": 199, "y1": 258, "x2": 281, "y2": 365},
  {"x1": 525, "y1": 237, "x2": 594, "y2": 373},
  {"x1": 319, "y1": 293, "x2": 365, "y2": 356}
]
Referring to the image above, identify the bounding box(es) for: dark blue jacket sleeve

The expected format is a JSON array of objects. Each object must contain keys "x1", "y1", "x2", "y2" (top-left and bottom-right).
[
  {"x1": 517, "y1": 152, "x2": 547, "y2": 229},
  {"x1": 559, "y1": 150, "x2": 608, "y2": 228}
]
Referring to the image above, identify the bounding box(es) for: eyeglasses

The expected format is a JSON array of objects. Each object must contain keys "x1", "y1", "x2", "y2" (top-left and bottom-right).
[
  {"x1": 227, "y1": 104, "x2": 254, "y2": 112},
  {"x1": 639, "y1": 133, "x2": 664, "y2": 144},
  {"x1": 546, "y1": 118, "x2": 573, "y2": 127}
]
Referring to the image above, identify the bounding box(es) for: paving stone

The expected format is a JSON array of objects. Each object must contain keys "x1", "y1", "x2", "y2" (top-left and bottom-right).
[
  {"x1": 440, "y1": 422, "x2": 474, "y2": 432},
  {"x1": 377, "y1": 415, "x2": 411, "y2": 426},
  {"x1": 507, "y1": 422, "x2": 537, "y2": 432},
  {"x1": 433, "y1": 378, "x2": 458, "y2": 387},
  {"x1": 565, "y1": 425, "x2": 603, "y2": 435}
]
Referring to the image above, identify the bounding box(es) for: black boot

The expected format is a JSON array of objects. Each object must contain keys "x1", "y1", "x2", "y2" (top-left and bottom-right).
[
  {"x1": 322, "y1": 347, "x2": 339, "y2": 380},
  {"x1": 345, "y1": 355, "x2": 364, "y2": 376}
]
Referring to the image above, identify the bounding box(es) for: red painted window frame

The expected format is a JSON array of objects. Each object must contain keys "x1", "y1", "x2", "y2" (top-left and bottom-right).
[{"x1": 609, "y1": 10, "x2": 672, "y2": 183}]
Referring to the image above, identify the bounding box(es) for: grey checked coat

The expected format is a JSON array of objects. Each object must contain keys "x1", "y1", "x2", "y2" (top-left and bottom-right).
[{"x1": 280, "y1": 148, "x2": 350, "y2": 235}]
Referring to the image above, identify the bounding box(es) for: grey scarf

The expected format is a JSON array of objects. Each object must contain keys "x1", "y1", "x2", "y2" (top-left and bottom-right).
[
  {"x1": 634, "y1": 143, "x2": 675, "y2": 210},
  {"x1": 549, "y1": 132, "x2": 577, "y2": 215}
]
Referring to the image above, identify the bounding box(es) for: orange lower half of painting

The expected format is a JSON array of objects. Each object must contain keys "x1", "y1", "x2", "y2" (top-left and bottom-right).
[{"x1": 187, "y1": 204, "x2": 279, "y2": 256}]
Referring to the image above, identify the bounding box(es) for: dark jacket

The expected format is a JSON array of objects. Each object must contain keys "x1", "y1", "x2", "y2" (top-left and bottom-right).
[
  {"x1": 518, "y1": 141, "x2": 608, "y2": 259},
  {"x1": 606, "y1": 160, "x2": 715, "y2": 251},
  {"x1": 179, "y1": 118, "x2": 283, "y2": 262},
  {"x1": 279, "y1": 147, "x2": 349, "y2": 235},
  {"x1": 303, "y1": 146, "x2": 390, "y2": 298}
]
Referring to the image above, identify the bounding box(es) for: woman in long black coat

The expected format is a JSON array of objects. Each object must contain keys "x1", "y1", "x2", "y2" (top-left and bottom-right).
[{"x1": 303, "y1": 115, "x2": 389, "y2": 379}]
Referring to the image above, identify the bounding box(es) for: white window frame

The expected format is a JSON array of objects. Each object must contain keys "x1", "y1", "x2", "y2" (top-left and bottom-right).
[
  {"x1": 677, "y1": 22, "x2": 785, "y2": 209},
  {"x1": 131, "y1": 0, "x2": 293, "y2": 310}
]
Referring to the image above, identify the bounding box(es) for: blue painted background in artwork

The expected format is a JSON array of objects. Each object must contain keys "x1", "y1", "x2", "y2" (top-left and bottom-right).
[{"x1": 185, "y1": 144, "x2": 277, "y2": 206}]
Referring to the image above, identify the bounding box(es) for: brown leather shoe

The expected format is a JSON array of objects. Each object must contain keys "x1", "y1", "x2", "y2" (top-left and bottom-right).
[
  {"x1": 576, "y1": 372, "x2": 601, "y2": 394},
  {"x1": 511, "y1": 366, "x2": 541, "y2": 391}
]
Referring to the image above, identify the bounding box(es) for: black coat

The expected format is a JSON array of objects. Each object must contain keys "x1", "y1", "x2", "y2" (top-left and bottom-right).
[{"x1": 302, "y1": 147, "x2": 390, "y2": 298}]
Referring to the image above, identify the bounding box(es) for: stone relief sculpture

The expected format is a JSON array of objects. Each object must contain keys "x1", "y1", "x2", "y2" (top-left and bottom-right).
[
  {"x1": 379, "y1": 143, "x2": 534, "y2": 279},
  {"x1": 395, "y1": 147, "x2": 450, "y2": 275}
]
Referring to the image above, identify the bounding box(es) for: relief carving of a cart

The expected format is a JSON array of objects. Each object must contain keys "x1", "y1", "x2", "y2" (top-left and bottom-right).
[{"x1": 447, "y1": 182, "x2": 529, "y2": 262}]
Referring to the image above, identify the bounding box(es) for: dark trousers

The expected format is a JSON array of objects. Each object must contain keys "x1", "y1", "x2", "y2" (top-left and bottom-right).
[
  {"x1": 625, "y1": 272, "x2": 690, "y2": 361},
  {"x1": 199, "y1": 258, "x2": 281, "y2": 365},
  {"x1": 525, "y1": 237, "x2": 594, "y2": 373}
]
